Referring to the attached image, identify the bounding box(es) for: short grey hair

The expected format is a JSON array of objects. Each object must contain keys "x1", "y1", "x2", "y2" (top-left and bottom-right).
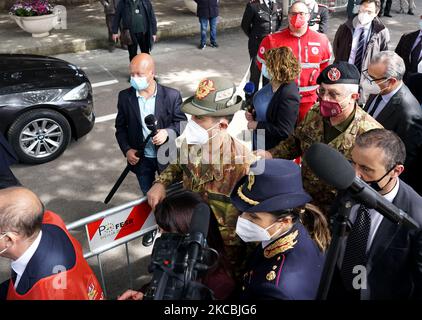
[
  {"x1": 342, "y1": 84, "x2": 360, "y2": 96},
  {"x1": 370, "y1": 51, "x2": 406, "y2": 81},
  {"x1": 289, "y1": 1, "x2": 311, "y2": 13}
]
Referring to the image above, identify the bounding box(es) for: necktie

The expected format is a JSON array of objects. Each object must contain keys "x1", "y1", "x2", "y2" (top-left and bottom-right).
[
  {"x1": 340, "y1": 205, "x2": 371, "y2": 291},
  {"x1": 354, "y1": 28, "x2": 366, "y2": 72},
  {"x1": 410, "y1": 37, "x2": 422, "y2": 73},
  {"x1": 368, "y1": 94, "x2": 383, "y2": 117}
]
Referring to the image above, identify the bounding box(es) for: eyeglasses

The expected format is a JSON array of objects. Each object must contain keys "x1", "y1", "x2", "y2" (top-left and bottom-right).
[
  {"x1": 316, "y1": 88, "x2": 345, "y2": 100},
  {"x1": 288, "y1": 11, "x2": 308, "y2": 16},
  {"x1": 361, "y1": 69, "x2": 388, "y2": 84}
]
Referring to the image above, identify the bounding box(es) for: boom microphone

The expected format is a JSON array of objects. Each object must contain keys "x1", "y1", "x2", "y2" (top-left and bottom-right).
[
  {"x1": 304, "y1": 143, "x2": 419, "y2": 229},
  {"x1": 145, "y1": 114, "x2": 158, "y2": 136}
]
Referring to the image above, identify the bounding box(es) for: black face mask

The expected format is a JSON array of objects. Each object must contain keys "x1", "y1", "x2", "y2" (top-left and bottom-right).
[{"x1": 365, "y1": 165, "x2": 396, "y2": 192}]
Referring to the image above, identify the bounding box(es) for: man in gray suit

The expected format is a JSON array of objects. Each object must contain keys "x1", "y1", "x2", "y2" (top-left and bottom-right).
[{"x1": 362, "y1": 51, "x2": 422, "y2": 195}]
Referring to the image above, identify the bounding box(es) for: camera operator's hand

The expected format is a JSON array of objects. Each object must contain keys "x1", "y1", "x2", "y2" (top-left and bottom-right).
[
  {"x1": 247, "y1": 120, "x2": 258, "y2": 130},
  {"x1": 126, "y1": 148, "x2": 140, "y2": 165},
  {"x1": 147, "y1": 182, "x2": 166, "y2": 209},
  {"x1": 117, "y1": 290, "x2": 143, "y2": 300},
  {"x1": 254, "y1": 149, "x2": 272, "y2": 160},
  {"x1": 152, "y1": 129, "x2": 168, "y2": 146},
  {"x1": 245, "y1": 111, "x2": 254, "y2": 122}
]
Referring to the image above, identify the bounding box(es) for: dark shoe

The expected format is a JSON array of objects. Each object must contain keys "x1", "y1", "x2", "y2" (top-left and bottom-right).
[
  {"x1": 108, "y1": 45, "x2": 115, "y2": 53},
  {"x1": 198, "y1": 44, "x2": 206, "y2": 50},
  {"x1": 142, "y1": 229, "x2": 157, "y2": 247},
  {"x1": 210, "y1": 42, "x2": 219, "y2": 48},
  {"x1": 408, "y1": 10, "x2": 414, "y2": 15},
  {"x1": 384, "y1": 13, "x2": 393, "y2": 17}
]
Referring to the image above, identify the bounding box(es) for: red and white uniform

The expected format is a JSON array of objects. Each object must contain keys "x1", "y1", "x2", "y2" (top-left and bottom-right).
[{"x1": 257, "y1": 27, "x2": 332, "y2": 121}]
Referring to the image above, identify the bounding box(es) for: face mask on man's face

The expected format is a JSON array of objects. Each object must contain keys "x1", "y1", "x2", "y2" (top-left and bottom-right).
[
  {"x1": 364, "y1": 166, "x2": 396, "y2": 192},
  {"x1": 358, "y1": 12, "x2": 374, "y2": 25},
  {"x1": 184, "y1": 119, "x2": 220, "y2": 145},
  {"x1": 361, "y1": 77, "x2": 390, "y2": 95},
  {"x1": 319, "y1": 94, "x2": 351, "y2": 118},
  {"x1": 130, "y1": 76, "x2": 149, "y2": 91}
]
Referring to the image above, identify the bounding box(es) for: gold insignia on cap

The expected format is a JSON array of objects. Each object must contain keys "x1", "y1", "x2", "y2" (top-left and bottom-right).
[
  {"x1": 327, "y1": 67, "x2": 341, "y2": 82},
  {"x1": 266, "y1": 271, "x2": 276, "y2": 281},
  {"x1": 272, "y1": 265, "x2": 278, "y2": 270},
  {"x1": 195, "y1": 79, "x2": 216, "y2": 100},
  {"x1": 247, "y1": 173, "x2": 255, "y2": 191},
  {"x1": 264, "y1": 230, "x2": 299, "y2": 258}
]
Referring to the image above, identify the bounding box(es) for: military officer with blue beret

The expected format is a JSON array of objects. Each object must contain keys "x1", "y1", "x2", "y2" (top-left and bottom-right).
[{"x1": 230, "y1": 159, "x2": 330, "y2": 299}]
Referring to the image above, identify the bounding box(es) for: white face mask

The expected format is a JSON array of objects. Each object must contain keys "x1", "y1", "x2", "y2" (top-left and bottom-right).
[
  {"x1": 358, "y1": 12, "x2": 374, "y2": 26},
  {"x1": 184, "y1": 119, "x2": 219, "y2": 145},
  {"x1": 361, "y1": 77, "x2": 389, "y2": 95},
  {"x1": 235, "y1": 217, "x2": 281, "y2": 243}
]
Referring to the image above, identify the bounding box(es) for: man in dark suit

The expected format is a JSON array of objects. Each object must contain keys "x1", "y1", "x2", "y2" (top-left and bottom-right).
[
  {"x1": 112, "y1": 0, "x2": 157, "y2": 61},
  {"x1": 194, "y1": 0, "x2": 219, "y2": 49},
  {"x1": 0, "y1": 132, "x2": 20, "y2": 189},
  {"x1": 395, "y1": 21, "x2": 422, "y2": 84},
  {"x1": 328, "y1": 129, "x2": 422, "y2": 299},
  {"x1": 0, "y1": 187, "x2": 104, "y2": 300},
  {"x1": 115, "y1": 53, "x2": 187, "y2": 246},
  {"x1": 362, "y1": 51, "x2": 422, "y2": 195}
]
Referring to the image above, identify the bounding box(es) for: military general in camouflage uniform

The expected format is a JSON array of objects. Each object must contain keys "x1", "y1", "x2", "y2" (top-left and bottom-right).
[
  {"x1": 147, "y1": 77, "x2": 256, "y2": 278},
  {"x1": 259, "y1": 62, "x2": 383, "y2": 214}
]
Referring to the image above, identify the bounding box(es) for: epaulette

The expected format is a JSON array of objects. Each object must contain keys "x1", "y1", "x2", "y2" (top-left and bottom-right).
[{"x1": 264, "y1": 230, "x2": 298, "y2": 258}]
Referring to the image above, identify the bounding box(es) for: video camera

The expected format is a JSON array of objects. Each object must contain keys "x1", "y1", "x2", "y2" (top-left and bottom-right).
[{"x1": 143, "y1": 203, "x2": 219, "y2": 300}]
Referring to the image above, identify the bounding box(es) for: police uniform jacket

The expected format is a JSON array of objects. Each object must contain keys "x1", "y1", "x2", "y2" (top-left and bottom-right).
[
  {"x1": 241, "y1": 0, "x2": 283, "y2": 41},
  {"x1": 308, "y1": 3, "x2": 329, "y2": 34},
  {"x1": 239, "y1": 222, "x2": 324, "y2": 300}
]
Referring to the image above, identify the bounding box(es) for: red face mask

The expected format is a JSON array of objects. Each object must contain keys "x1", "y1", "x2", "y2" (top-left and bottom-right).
[
  {"x1": 289, "y1": 14, "x2": 307, "y2": 29},
  {"x1": 319, "y1": 100, "x2": 343, "y2": 117}
]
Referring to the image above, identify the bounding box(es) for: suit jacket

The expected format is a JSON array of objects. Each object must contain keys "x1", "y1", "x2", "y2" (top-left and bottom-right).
[
  {"x1": 112, "y1": 0, "x2": 157, "y2": 50},
  {"x1": 395, "y1": 30, "x2": 421, "y2": 83},
  {"x1": 0, "y1": 132, "x2": 19, "y2": 189},
  {"x1": 115, "y1": 84, "x2": 187, "y2": 174},
  {"x1": 256, "y1": 81, "x2": 300, "y2": 150},
  {"x1": 364, "y1": 84, "x2": 422, "y2": 195},
  {"x1": 194, "y1": 0, "x2": 219, "y2": 18},
  {"x1": 329, "y1": 180, "x2": 422, "y2": 299}
]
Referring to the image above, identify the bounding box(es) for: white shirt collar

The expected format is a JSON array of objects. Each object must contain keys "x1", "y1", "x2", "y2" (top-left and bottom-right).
[
  {"x1": 382, "y1": 178, "x2": 400, "y2": 202},
  {"x1": 11, "y1": 231, "x2": 43, "y2": 281},
  {"x1": 381, "y1": 82, "x2": 403, "y2": 102}
]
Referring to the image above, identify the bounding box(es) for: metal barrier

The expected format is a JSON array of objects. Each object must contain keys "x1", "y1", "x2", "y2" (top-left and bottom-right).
[{"x1": 66, "y1": 183, "x2": 183, "y2": 298}]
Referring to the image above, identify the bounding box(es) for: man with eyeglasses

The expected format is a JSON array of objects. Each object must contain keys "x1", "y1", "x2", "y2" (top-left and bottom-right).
[
  {"x1": 256, "y1": 1, "x2": 332, "y2": 122},
  {"x1": 333, "y1": 0, "x2": 389, "y2": 80},
  {"x1": 362, "y1": 51, "x2": 422, "y2": 195},
  {"x1": 257, "y1": 62, "x2": 382, "y2": 215},
  {"x1": 327, "y1": 128, "x2": 422, "y2": 300}
]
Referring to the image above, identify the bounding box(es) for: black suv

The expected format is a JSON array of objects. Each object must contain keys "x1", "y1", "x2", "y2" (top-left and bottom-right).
[{"x1": 0, "y1": 54, "x2": 95, "y2": 164}]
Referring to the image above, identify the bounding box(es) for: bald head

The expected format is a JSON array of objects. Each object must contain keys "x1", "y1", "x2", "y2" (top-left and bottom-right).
[
  {"x1": 130, "y1": 53, "x2": 155, "y2": 77},
  {"x1": 289, "y1": 1, "x2": 310, "y2": 14},
  {"x1": 0, "y1": 187, "x2": 44, "y2": 238}
]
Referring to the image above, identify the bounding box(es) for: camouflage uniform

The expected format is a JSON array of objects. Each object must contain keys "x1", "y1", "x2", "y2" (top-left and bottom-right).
[
  {"x1": 155, "y1": 133, "x2": 256, "y2": 276},
  {"x1": 269, "y1": 103, "x2": 383, "y2": 214}
]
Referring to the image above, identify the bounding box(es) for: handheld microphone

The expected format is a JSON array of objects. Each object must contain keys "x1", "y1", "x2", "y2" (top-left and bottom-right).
[
  {"x1": 185, "y1": 202, "x2": 210, "y2": 280},
  {"x1": 145, "y1": 114, "x2": 158, "y2": 136},
  {"x1": 304, "y1": 143, "x2": 419, "y2": 229},
  {"x1": 242, "y1": 82, "x2": 256, "y2": 114}
]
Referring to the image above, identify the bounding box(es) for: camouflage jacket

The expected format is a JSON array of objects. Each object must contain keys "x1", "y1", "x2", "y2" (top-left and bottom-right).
[
  {"x1": 155, "y1": 133, "x2": 256, "y2": 247},
  {"x1": 269, "y1": 104, "x2": 383, "y2": 214}
]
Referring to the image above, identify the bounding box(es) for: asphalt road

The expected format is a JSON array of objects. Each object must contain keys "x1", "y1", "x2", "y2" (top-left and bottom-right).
[{"x1": 1, "y1": 7, "x2": 421, "y2": 297}]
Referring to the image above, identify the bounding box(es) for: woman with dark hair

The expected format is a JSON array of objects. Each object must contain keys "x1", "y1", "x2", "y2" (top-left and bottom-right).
[
  {"x1": 119, "y1": 191, "x2": 235, "y2": 300},
  {"x1": 230, "y1": 159, "x2": 331, "y2": 300},
  {"x1": 246, "y1": 46, "x2": 301, "y2": 150}
]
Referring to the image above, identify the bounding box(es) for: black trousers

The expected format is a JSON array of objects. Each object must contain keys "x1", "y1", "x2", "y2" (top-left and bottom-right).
[
  {"x1": 379, "y1": 0, "x2": 392, "y2": 14},
  {"x1": 128, "y1": 32, "x2": 150, "y2": 61}
]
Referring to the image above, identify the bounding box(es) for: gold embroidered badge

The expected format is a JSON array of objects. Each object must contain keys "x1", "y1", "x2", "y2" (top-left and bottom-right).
[
  {"x1": 247, "y1": 173, "x2": 255, "y2": 191},
  {"x1": 264, "y1": 230, "x2": 299, "y2": 258},
  {"x1": 266, "y1": 271, "x2": 276, "y2": 281},
  {"x1": 195, "y1": 79, "x2": 216, "y2": 100}
]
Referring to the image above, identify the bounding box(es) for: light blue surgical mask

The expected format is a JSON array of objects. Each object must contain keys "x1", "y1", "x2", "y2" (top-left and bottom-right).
[
  {"x1": 419, "y1": 20, "x2": 422, "y2": 30},
  {"x1": 130, "y1": 76, "x2": 149, "y2": 91},
  {"x1": 261, "y1": 64, "x2": 273, "y2": 80}
]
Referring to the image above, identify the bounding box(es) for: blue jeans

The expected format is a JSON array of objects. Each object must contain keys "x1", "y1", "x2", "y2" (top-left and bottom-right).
[
  {"x1": 199, "y1": 17, "x2": 217, "y2": 46},
  {"x1": 136, "y1": 157, "x2": 159, "y2": 195}
]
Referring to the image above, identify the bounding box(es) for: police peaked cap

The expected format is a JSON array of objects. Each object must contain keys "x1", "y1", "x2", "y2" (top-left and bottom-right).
[{"x1": 317, "y1": 61, "x2": 361, "y2": 85}]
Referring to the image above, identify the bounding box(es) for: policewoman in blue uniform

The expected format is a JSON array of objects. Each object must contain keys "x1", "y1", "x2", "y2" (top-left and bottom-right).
[{"x1": 230, "y1": 159, "x2": 330, "y2": 299}]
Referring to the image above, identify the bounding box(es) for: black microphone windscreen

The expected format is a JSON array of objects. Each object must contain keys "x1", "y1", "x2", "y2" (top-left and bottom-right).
[
  {"x1": 145, "y1": 114, "x2": 157, "y2": 126},
  {"x1": 304, "y1": 143, "x2": 356, "y2": 190},
  {"x1": 244, "y1": 82, "x2": 255, "y2": 95},
  {"x1": 189, "y1": 202, "x2": 210, "y2": 239}
]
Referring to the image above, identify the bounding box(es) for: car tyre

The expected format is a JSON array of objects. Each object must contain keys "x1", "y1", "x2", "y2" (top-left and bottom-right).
[{"x1": 8, "y1": 109, "x2": 72, "y2": 164}]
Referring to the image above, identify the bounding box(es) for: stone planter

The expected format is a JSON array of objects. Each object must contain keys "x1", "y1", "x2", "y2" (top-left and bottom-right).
[
  {"x1": 184, "y1": 0, "x2": 197, "y2": 14},
  {"x1": 10, "y1": 12, "x2": 59, "y2": 37}
]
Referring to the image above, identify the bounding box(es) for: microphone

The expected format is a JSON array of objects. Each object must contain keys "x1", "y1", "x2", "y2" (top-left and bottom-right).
[
  {"x1": 185, "y1": 202, "x2": 210, "y2": 280},
  {"x1": 145, "y1": 114, "x2": 158, "y2": 136},
  {"x1": 304, "y1": 143, "x2": 420, "y2": 230},
  {"x1": 242, "y1": 81, "x2": 256, "y2": 114}
]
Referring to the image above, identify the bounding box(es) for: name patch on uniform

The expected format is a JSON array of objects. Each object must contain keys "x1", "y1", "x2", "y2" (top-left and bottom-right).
[{"x1": 308, "y1": 42, "x2": 321, "y2": 46}]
